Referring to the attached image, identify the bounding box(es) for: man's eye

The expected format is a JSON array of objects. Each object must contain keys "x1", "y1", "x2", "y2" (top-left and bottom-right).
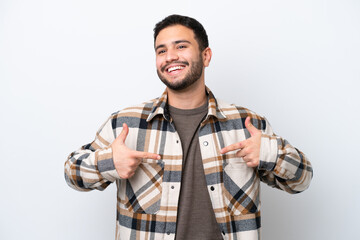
[
  {"x1": 158, "y1": 50, "x2": 166, "y2": 55},
  {"x1": 178, "y1": 45, "x2": 186, "y2": 49}
]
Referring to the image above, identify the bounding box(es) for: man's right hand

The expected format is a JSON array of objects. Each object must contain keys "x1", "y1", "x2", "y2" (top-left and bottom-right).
[{"x1": 111, "y1": 123, "x2": 161, "y2": 179}]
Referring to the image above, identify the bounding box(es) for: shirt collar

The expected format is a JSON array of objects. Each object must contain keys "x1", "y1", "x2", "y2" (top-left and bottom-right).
[{"x1": 146, "y1": 86, "x2": 227, "y2": 122}]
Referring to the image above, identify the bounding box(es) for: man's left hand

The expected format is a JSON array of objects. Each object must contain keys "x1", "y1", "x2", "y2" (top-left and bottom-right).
[{"x1": 220, "y1": 116, "x2": 262, "y2": 167}]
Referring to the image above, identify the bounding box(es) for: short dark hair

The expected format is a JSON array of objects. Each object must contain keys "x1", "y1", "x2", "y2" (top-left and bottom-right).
[{"x1": 154, "y1": 14, "x2": 209, "y2": 51}]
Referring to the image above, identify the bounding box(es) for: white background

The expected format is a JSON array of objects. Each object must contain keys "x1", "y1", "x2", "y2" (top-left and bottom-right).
[{"x1": 1, "y1": 0, "x2": 359, "y2": 239}]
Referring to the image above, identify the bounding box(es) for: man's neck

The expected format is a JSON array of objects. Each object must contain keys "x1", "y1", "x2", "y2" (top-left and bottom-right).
[{"x1": 167, "y1": 80, "x2": 207, "y2": 109}]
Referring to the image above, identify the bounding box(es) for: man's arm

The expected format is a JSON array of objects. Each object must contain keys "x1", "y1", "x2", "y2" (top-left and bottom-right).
[
  {"x1": 64, "y1": 116, "x2": 118, "y2": 191},
  {"x1": 257, "y1": 116, "x2": 313, "y2": 193},
  {"x1": 64, "y1": 117, "x2": 161, "y2": 192},
  {"x1": 221, "y1": 116, "x2": 313, "y2": 194}
]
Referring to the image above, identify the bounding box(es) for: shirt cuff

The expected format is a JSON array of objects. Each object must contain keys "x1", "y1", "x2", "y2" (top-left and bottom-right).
[
  {"x1": 257, "y1": 134, "x2": 278, "y2": 171},
  {"x1": 96, "y1": 146, "x2": 120, "y2": 182}
]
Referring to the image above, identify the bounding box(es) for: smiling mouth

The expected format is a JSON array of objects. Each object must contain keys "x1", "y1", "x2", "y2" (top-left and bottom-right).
[
  {"x1": 161, "y1": 61, "x2": 189, "y2": 73},
  {"x1": 167, "y1": 65, "x2": 185, "y2": 73}
]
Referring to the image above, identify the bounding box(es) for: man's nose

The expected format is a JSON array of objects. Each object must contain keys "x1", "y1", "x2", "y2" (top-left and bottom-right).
[{"x1": 165, "y1": 49, "x2": 179, "y2": 62}]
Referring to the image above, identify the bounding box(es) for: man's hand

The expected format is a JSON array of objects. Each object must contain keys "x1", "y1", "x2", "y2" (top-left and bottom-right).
[
  {"x1": 111, "y1": 123, "x2": 161, "y2": 179},
  {"x1": 220, "y1": 117, "x2": 262, "y2": 167}
]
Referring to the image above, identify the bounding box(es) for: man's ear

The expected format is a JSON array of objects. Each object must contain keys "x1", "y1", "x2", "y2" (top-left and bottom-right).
[{"x1": 202, "y1": 47, "x2": 212, "y2": 67}]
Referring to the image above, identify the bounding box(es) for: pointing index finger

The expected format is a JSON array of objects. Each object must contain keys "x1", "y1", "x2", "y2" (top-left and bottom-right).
[
  {"x1": 133, "y1": 150, "x2": 161, "y2": 160},
  {"x1": 221, "y1": 142, "x2": 243, "y2": 154}
]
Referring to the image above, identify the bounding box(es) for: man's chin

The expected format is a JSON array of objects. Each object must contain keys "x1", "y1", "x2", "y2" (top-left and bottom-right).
[
  {"x1": 160, "y1": 78, "x2": 196, "y2": 91},
  {"x1": 157, "y1": 63, "x2": 203, "y2": 91},
  {"x1": 164, "y1": 82, "x2": 187, "y2": 91}
]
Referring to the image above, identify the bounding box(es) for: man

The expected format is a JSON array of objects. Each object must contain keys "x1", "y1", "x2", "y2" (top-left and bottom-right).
[{"x1": 64, "y1": 14, "x2": 313, "y2": 240}]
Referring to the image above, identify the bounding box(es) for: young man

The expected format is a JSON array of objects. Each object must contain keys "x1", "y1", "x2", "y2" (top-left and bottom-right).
[{"x1": 65, "y1": 14, "x2": 313, "y2": 240}]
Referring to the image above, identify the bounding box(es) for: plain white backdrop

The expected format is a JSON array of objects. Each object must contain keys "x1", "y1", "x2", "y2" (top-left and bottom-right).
[{"x1": 1, "y1": 0, "x2": 359, "y2": 239}]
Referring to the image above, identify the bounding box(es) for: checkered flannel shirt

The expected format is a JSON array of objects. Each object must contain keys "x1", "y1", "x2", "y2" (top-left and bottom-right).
[{"x1": 64, "y1": 87, "x2": 313, "y2": 240}]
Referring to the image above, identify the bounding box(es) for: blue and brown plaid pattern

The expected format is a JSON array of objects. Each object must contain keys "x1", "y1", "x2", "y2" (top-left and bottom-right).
[{"x1": 64, "y1": 87, "x2": 313, "y2": 240}]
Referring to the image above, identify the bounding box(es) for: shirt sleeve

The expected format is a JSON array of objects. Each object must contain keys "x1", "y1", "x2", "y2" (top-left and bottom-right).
[
  {"x1": 257, "y1": 117, "x2": 313, "y2": 194},
  {"x1": 64, "y1": 116, "x2": 120, "y2": 191}
]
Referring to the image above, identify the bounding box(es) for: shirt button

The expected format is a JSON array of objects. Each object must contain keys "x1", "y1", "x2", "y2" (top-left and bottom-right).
[
  {"x1": 171, "y1": 185, "x2": 175, "y2": 189},
  {"x1": 210, "y1": 186, "x2": 215, "y2": 191},
  {"x1": 167, "y1": 232, "x2": 171, "y2": 235},
  {"x1": 176, "y1": 140, "x2": 179, "y2": 143},
  {"x1": 203, "y1": 141, "x2": 209, "y2": 146}
]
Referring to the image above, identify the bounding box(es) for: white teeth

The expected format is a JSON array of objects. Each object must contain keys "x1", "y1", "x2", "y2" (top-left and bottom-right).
[{"x1": 168, "y1": 66, "x2": 184, "y2": 72}]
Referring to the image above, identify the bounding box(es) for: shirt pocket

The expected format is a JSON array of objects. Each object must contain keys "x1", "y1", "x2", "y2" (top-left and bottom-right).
[
  {"x1": 121, "y1": 159, "x2": 164, "y2": 214},
  {"x1": 222, "y1": 158, "x2": 260, "y2": 215}
]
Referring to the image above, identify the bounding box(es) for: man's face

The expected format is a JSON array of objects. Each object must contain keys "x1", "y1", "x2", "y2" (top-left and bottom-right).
[{"x1": 155, "y1": 25, "x2": 204, "y2": 91}]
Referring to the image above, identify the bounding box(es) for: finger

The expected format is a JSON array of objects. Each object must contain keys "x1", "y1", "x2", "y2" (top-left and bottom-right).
[
  {"x1": 120, "y1": 171, "x2": 135, "y2": 179},
  {"x1": 128, "y1": 158, "x2": 142, "y2": 167},
  {"x1": 127, "y1": 171, "x2": 136, "y2": 178},
  {"x1": 117, "y1": 123, "x2": 129, "y2": 144},
  {"x1": 235, "y1": 148, "x2": 247, "y2": 158},
  {"x1": 245, "y1": 117, "x2": 259, "y2": 136},
  {"x1": 242, "y1": 154, "x2": 252, "y2": 162},
  {"x1": 246, "y1": 160, "x2": 259, "y2": 168},
  {"x1": 221, "y1": 142, "x2": 243, "y2": 154},
  {"x1": 242, "y1": 153, "x2": 259, "y2": 166},
  {"x1": 133, "y1": 150, "x2": 161, "y2": 160}
]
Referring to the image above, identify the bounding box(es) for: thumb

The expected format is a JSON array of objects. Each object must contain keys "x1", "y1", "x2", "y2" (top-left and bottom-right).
[
  {"x1": 117, "y1": 123, "x2": 129, "y2": 144},
  {"x1": 245, "y1": 116, "x2": 259, "y2": 136}
]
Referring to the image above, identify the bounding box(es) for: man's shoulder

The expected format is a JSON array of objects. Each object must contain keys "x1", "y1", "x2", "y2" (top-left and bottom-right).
[
  {"x1": 215, "y1": 98, "x2": 267, "y2": 130},
  {"x1": 216, "y1": 98, "x2": 264, "y2": 120},
  {"x1": 108, "y1": 98, "x2": 159, "y2": 121}
]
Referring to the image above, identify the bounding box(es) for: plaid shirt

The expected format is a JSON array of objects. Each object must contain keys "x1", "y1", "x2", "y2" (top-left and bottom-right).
[{"x1": 64, "y1": 87, "x2": 313, "y2": 240}]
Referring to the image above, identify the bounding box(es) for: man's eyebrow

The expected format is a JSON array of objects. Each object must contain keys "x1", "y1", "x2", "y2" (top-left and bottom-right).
[
  {"x1": 174, "y1": 40, "x2": 191, "y2": 45},
  {"x1": 155, "y1": 44, "x2": 165, "y2": 51},
  {"x1": 155, "y1": 40, "x2": 191, "y2": 51}
]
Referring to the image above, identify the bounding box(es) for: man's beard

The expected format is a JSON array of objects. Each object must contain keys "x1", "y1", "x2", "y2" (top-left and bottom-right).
[{"x1": 157, "y1": 55, "x2": 203, "y2": 91}]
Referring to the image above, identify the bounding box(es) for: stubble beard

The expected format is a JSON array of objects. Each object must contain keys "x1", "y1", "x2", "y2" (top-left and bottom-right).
[{"x1": 157, "y1": 55, "x2": 203, "y2": 91}]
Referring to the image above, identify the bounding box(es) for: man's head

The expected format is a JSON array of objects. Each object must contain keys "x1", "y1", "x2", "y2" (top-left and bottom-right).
[
  {"x1": 154, "y1": 14, "x2": 209, "y2": 52},
  {"x1": 154, "y1": 15, "x2": 212, "y2": 91}
]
